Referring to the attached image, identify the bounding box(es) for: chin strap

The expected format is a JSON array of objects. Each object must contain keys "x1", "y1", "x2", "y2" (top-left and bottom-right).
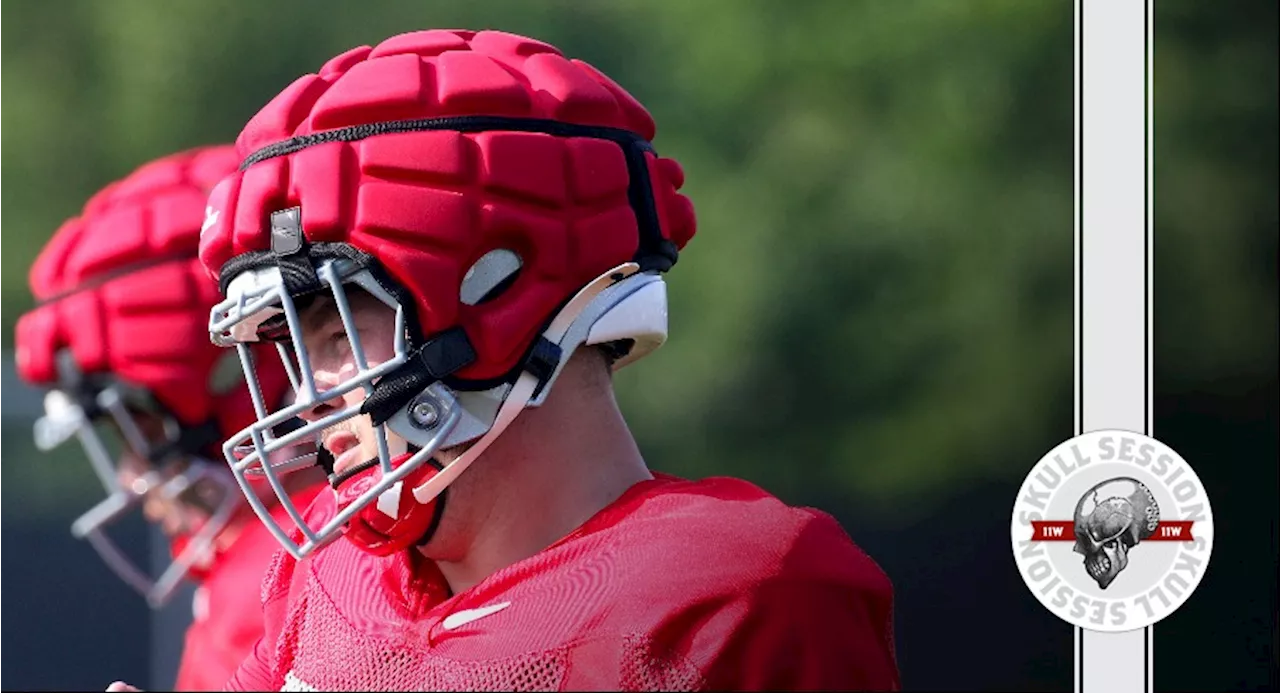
[{"x1": 409, "y1": 262, "x2": 640, "y2": 507}]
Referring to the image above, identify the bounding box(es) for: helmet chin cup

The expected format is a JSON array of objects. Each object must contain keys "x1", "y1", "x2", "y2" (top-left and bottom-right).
[{"x1": 336, "y1": 452, "x2": 447, "y2": 556}]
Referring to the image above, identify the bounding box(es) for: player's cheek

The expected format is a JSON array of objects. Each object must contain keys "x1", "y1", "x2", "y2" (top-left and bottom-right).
[
  {"x1": 357, "y1": 416, "x2": 381, "y2": 457},
  {"x1": 351, "y1": 321, "x2": 395, "y2": 369}
]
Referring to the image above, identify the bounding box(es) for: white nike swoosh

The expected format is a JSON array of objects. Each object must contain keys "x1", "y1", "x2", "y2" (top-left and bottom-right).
[
  {"x1": 282, "y1": 671, "x2": 318, "y2": 692},
  {"x1": 201, "y1": 207, "x2": 220, "y2": 235},
  {"x1": 440, "y1": 601, "x2": 512, "y2": 630}
]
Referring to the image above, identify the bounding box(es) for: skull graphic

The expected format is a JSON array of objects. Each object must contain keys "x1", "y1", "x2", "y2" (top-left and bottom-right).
[{"x1": 1073, "y1": 477, "x2": 1160, "y2": 590}]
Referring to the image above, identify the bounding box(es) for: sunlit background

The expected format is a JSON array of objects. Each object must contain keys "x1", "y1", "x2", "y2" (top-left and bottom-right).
[{"x1": 2, "y1": 1, "x2": 1275, "y2": 690}]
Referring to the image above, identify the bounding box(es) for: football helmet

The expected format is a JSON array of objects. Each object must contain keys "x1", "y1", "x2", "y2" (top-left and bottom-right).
[
  {"x1": 202, "y1": 29, "x2": 696, "y2": 559},
  {"x1": 14, "y1": 145, "x2": 301, "y2": 607}
]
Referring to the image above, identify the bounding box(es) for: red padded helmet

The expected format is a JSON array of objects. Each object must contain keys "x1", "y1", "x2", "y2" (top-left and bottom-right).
[
  {"x1": 14, "y1": 145, "x2": 296, "y2": 606},
  {"x1": 203, "y1": 29, "x2": 696, "y2": 559}
]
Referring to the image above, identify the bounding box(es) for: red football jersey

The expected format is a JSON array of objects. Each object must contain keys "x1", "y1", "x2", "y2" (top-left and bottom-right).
[
  {"x1": 226, "y1": 474, "x2": 900, "y2": 691},
  {"x1": 175, "y1": 486, "x2": 324, "y2": 691}
]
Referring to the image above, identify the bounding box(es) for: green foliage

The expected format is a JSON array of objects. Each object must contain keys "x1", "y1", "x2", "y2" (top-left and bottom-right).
[
  {"x1": 1153, "y1": 0, "x2": 1278, "y2": 392},
  {"x1": 2, "y1": 0, "x2": 1272, "y2": 521}
]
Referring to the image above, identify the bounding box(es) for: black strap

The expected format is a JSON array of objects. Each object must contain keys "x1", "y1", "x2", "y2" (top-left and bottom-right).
[
  {"x1": 237, "y1": 116, "x2": 681, "y2": 278},
  {"x1": 316, "y1": 445, "x2": 335, "y2": 476},
  {"x1": 361, "y1": 330, "x2": 569, "y2": 426},
  {"x1": 525, "y1": 337, "x2": 563, "y2": 400},
  {"x1": 619, "y1": 139, "x2": 679, "y2": 272},
  {"x1": 361, "y1": 327, "x2": 478, "y2": 425}
]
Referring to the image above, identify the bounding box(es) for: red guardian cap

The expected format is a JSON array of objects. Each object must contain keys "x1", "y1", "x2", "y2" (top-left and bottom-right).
[
  {"x1": 14, "y1": 145, "x2": 296, "y2": 607},
  {"x1": 203, "y1": 29, "x2": 696, "y2": 559}
]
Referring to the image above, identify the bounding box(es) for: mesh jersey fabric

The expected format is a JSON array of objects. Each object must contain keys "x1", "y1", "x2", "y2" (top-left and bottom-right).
[
  {"x1": 174, "y1": 485, "x2": 325, "y2": 691},
  {"x1": 226, "y1": 474, "x2": 900, "y2": 691}
]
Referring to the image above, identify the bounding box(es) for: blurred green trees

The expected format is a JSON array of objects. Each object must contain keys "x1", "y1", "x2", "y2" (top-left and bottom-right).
[{"x1": 2, "y1": 0, "x2": 1272, "y2": 523}]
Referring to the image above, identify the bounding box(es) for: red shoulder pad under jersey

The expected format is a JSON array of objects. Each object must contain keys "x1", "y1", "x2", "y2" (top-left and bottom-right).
[{"x1": 230, "y1": 474, "x2": 899, "y2": 691}]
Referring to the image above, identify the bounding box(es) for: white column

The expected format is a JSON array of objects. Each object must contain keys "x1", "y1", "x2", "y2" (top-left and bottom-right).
[{"x1": 1075, "y1": 0, "x2": 1153, "y2": 692}]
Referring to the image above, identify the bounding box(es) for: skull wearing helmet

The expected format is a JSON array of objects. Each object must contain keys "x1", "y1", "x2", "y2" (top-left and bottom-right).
[{"x1": 1072, "y1": 477, "x2": 1160, "y2": 589}]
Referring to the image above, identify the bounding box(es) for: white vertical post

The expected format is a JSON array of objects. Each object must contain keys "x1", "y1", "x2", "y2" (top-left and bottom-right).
[{"x1": 1075, "y1": 0, "x2": 1153, "y2": 691}]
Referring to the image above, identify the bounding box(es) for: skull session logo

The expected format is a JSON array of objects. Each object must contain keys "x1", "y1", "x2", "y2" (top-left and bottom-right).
[{"x1": 1010, "y1": 430, "x2": 1214, "y2": 632}]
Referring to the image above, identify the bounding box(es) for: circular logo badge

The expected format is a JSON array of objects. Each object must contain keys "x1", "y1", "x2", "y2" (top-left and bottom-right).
[{"x1": 1010, "y1": 429, "x2": 1214, "y2": 632}]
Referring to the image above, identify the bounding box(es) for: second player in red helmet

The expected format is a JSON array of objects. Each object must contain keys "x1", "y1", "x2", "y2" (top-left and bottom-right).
[
  {"x1": 199, "y1": 29, "x2": 899, "y2": 691},
  {"x1": 15, "y1": 145, "x2": 327, "y2": 690}
]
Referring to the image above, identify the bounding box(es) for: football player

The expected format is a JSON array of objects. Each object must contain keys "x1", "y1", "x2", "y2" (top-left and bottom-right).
[
  {"x1": 150, "y1": 29, "x2": 895, "y2": 691},
  {"x1": 15, "y1": 145, "x2": 326, "y2": 691}
]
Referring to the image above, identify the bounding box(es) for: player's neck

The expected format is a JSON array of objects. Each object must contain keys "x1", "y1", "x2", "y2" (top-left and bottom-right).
[{"x1": 430, "y1": 352, "x2": 652, "y2": 595}]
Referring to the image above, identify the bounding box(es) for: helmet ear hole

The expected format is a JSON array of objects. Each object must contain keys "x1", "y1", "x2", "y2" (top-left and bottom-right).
[{"x1": 460, "y1": 249, "x2": 523, "y2": 306}]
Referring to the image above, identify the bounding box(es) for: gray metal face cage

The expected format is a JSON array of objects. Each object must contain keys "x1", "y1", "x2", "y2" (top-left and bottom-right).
[
  {"x1": 209, "y1": 257, "x2": 664, "y2": 560},
  {"x1": 34, "y1": 381, "x2": 239, "y2": 608}
]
